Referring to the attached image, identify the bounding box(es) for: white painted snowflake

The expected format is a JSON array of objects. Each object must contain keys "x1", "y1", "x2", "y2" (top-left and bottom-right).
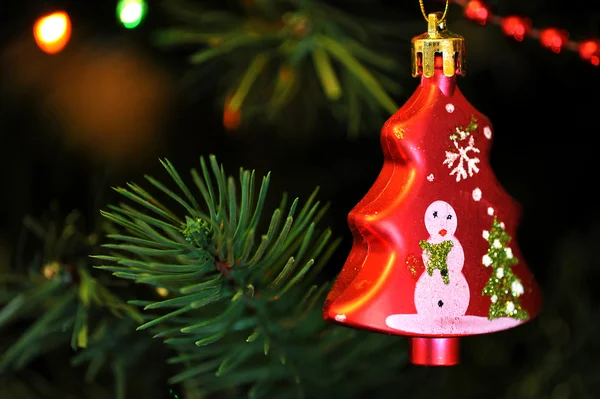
[
  {"x1": 443, "y1": 135, "x2": 481, "y2": 182},
  {"x1": 446, "y1": 103, "x2": 455, "y2": 113},
  {"x1": 487, "y1": 207, "x2": 494, "y2": 216},
  {"x1": 427, "y1": 174, "x2": 434, "y2": 182},
  {"x1": 472, "y1": 188, "x2": 482, "y2": 201}
]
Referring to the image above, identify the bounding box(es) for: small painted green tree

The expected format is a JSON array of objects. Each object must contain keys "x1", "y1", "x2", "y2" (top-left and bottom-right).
[{"x1": 482, "y1": 217, "x2": 529, "y2": 321}]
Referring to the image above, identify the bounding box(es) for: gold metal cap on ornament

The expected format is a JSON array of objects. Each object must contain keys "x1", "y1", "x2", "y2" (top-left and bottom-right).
[{"x1": 412, "y1": 1, "x2": 466, "y2": 78}]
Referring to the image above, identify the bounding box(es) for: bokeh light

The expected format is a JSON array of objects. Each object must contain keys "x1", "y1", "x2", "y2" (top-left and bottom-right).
[
  {"x1": 33, "y1": 11, "x2": 71, "y2": 54},
  {"x1": 117, "y1": 0, "x2": 147, "y2": 29}
]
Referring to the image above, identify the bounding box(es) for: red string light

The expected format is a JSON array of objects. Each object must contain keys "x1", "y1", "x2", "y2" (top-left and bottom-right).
[
  {"x1": 501, "y1": 16, "x2": 531, "y2": 42},
  {"x1": 455, "y1": 0, "x2": 600, "y2": 66},
  {"x1": 464, "y1": 0, "x2": 489, "y2": 25},
  {"x1": 539, "y1": 28, "x2": 568, "y2": 53}
]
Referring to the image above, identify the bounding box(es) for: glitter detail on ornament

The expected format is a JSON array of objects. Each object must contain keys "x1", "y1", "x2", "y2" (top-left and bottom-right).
[
  {"x1": 472, "y1": 188, "x2": 482, "y2": 201},
  {"x1": 446, "y1": 103, "x2": 455, "y2": 113},
  {"x1": 483, "y1": 126, "x2": 492, "y2": 139},
  {"x1": 511, "y1": 281, "x2": 524, "y2": 296},
  {"x1": 506, "y1": 302, "x2": 515, "y2": 314},
  {"x1": 334, "y1": 314, "x2": 347, "y2": 322},
  {"x1": 406, "y1": 254, "x2": 422, "y2": 276},
  {"x1": 482, "y1": 217, "x2": 529, "y2": 321},
  {"x1": 427, "y1": 174, "x2": 435, "y2": 182},
  {"x1": 487, "y1": 207, "x2": 494, "y2": 216},
  {"x1": 394, "y1": 127, "x2": 405, "y2": 139},
  {"x1": 419, "y1": 240, "x2": 453, "y2": 284}
]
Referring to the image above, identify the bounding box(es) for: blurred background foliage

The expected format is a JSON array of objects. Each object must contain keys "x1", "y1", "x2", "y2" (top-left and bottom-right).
[{"x1": 1, "y1": 0, "x2": 600, "y2": 398}]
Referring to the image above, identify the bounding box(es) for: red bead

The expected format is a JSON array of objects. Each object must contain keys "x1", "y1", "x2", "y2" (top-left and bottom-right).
[
  {"x1": 579, "y1": 40, "x2": 600, "y2": 65},
  {"x1": 501, "y1": 16, "x2": 530, "y2": 42},
  {"x1": 540, "y1": 28, "x2": 567, "y2": 53},
  {"x1": 465, "y1": 1, "x2": 489, "y2": 25}
]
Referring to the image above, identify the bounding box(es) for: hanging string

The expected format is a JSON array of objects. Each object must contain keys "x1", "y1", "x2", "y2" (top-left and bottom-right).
[{"x1": 419, "y1": 0, "x2": 450, "y2": 23}]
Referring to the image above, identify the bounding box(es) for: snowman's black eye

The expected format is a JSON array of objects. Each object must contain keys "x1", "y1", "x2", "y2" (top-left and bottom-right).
[
  {"x1": 433, "y1": 211, "x2": 438, "y2": 218},
  {"x1": 446, "y1": 215, "x2": 452, "y2": 220}
]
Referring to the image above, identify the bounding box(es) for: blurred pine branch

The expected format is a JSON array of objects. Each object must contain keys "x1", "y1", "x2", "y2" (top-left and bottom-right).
[
  {"x1": 0, "y1": 210, "x2": 161, "y2": 399},
  {"x1": 154, "y1": 0, "x2": 403, "y2": 137}
]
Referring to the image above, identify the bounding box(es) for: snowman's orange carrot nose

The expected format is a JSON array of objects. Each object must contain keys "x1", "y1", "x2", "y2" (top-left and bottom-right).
[{"x1": 439, "y1": 229, "x2": 447, "y2": 236}]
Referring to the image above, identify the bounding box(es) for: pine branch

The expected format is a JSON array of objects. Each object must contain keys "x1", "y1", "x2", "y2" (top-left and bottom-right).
[
  {"x1": 0, "y1": 211, "x2": 153, "y2": 399},
  {"x1": 96, "y1": 155, "x2": 406, "y2": 398},
  {"x1": 155, "y1": 0, "x2": 402, "y2": 136}
]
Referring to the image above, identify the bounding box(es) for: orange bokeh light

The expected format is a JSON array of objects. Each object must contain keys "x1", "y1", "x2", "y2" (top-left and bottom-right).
[{"x1": 33, "y1": 11, "x2": 71, "y2": 54}]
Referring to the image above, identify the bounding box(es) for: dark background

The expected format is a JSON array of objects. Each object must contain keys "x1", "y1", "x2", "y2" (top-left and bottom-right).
[{"x1": 1, "y1": 0, "x2": 600, "y2": 398}]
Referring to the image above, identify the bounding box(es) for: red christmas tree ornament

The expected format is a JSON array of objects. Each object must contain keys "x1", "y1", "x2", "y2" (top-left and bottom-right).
[{"x1": 323, "y1": 8, "x2": 542, "y2": 366}]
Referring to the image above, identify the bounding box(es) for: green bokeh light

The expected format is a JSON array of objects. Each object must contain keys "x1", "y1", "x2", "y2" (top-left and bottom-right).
[{"x1": 117, "y1": 0, "x2": 147, "y2": 29}]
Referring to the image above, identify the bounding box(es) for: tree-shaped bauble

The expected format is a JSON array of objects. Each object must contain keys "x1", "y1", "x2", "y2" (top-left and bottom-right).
[{"x1": 323, "y1": 11, "x2": 542, "y2": 366}]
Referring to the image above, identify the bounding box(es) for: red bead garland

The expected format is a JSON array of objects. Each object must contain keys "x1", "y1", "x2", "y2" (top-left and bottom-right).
[{"x1": 456, "y1": 0, "x2": 599, "y2": 66}]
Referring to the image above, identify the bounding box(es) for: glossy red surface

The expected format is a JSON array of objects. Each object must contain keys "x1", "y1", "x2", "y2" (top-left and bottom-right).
[
  {"x1": 323, "y1": 64, "x2": 542, "y2": 365},
  {"x1": 410, "y1": 337, "x2": 459, "y2": 366}
]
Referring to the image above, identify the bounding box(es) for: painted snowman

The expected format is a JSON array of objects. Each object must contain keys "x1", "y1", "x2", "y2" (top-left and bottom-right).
[{"x1": 414, "y1": 200, "x2": 470, "y2": 318}]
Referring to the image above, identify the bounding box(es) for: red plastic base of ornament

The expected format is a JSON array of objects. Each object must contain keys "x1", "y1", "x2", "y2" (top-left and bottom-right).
[{"x1": 410, "y1": 337, "x2": 460, "y2": 366}]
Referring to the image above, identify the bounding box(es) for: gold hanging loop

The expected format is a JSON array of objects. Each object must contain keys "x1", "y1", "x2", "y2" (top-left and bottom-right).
[{"x1": 419, "y1": 0, "x2": 449, "y2": 23}]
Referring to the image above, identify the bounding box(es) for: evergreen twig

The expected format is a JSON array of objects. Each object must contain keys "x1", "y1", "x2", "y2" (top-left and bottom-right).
[{"x1": 96, "y1": 155, "x2": 404, "y2": 398}]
